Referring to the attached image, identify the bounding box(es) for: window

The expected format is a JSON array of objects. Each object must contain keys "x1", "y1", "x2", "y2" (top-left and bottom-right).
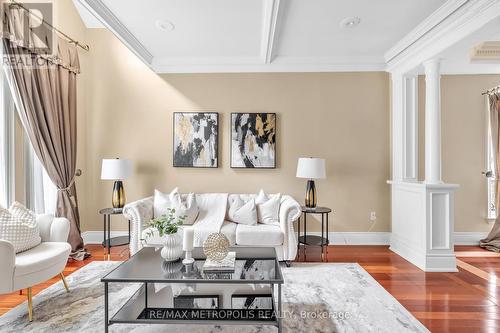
[
  {"x1": 0, "y1": 71, "x2": 56, "y2": 212},
  {"x1": 486, "y1": 104, "x2": 497, "y2": 221},
  {"x1": 25, "y1": 138, "x2": 57, "y2": 214},
  {"x1": 0, "y1": 76, "x2": 14, "y2": 207}
]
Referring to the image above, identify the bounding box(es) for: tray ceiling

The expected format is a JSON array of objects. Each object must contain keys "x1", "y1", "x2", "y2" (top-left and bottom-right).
[{"x1": 75, "y1": 0, "x2": 449, "y2": 73}]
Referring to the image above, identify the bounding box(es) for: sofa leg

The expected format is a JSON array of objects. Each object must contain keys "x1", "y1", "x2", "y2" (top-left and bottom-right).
[
  {"x1": 60, "y1": 273, "x2": 70, "y2": 292},
  {"x1": 19, "y1": 289, "x2": 22, "y2": 295},
  {"x1": 27, "y1": 287, "x2": 33, "y2": 322}
]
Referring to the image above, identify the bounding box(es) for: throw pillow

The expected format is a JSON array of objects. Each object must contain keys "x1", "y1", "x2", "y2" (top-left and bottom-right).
[
  {"x1": 255, "y1": 189, "x2": 281, "y2": 225},
  {"x1": 0, "y1": 202, "x2": 41, "y2": 253},
  {"x1": 154, "y1": 188, "x2": 199, "y2": 224},
  {"x1": 228, "y1": 196, "x2": 257, "y2": 225}
]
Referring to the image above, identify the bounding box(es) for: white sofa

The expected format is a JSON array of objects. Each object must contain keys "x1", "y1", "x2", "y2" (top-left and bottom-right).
[
  {"x1": 123, "y1": 193, "x2": 301, "y2": 262},
  {"x1": 0, "y1": 214, "x2": 72, "y2": 321}
]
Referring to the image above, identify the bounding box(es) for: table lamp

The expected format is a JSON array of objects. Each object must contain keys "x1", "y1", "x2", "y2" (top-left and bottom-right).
[
  {"x1": 101, "y1": 158, "x2": 133, "y2": 209},
  {"x1": 296, "y1": 157, "x2": 326, "y2": 209}
]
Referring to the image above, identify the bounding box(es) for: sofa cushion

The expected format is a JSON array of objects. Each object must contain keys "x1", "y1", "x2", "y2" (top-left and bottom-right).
[
  {"x1": 236, "y1": 224, "x2": 283, "y2": 246},
  {"x1": 220, "y1": 220, "x2": 237, "y2": 246},
  {"x1": 0, "y1": 203, "x2": 41, "y2": 253},
  {"x1": 154, "y1": 188, "x2": 199, "y2": 224},
  {"x1": 228, "y1": 196, "x2": 257, "y2": 226},
  {"x1": 255, "y1": 190, "x2": 281, "y2": 225},
  {"x1": 14, "y1": 242, "x2": 71, "y2": 276}
]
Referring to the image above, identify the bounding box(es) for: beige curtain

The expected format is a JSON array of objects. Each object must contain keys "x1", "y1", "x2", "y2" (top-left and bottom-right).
[
  {"x1": 480, "y1": 93, "x2": 500, "y2": 252},
  {"x1": 2, "y1": 5, "x2": 88, "y2": 259}
]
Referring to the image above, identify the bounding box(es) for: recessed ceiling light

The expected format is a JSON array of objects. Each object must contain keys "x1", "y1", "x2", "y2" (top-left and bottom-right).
[
  {"x1": 155, "y1": 19, "x2": 175, "y2": 32},
  {"x1": 340, "y1": 16, "x2": 361, "y2": 29}
]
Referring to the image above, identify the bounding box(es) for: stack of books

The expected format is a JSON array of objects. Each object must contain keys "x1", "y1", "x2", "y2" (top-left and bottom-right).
[{"x1": 203, "y1": 252, "x2": 236, "y2": 272}]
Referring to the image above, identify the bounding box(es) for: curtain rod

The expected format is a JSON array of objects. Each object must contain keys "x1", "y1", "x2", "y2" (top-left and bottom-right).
[
  {"x1": 482, "y1": 86, "x2": 500, "y2": 96},
  {"x1": 9, "y1": 0, "x2": 90, "y2": 52}
]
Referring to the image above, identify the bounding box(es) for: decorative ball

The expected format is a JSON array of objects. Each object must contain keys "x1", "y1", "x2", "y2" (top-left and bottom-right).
[{"x1": 203, "y1": 233, "x2": 230, "y2": 262}]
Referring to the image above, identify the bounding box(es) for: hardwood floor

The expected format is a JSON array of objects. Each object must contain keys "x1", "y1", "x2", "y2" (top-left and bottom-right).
[
  {"x1": 0, "y1": 244, "x2": 498, "y2": 332},
  {"x1": 297, "y1": 245, "x2": 500, "y2": 333}
]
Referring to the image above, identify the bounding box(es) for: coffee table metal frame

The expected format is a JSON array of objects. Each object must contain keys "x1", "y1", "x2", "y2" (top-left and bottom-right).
[{"x1": 101, "y1": 247, "x2": 284, "y2": 333}]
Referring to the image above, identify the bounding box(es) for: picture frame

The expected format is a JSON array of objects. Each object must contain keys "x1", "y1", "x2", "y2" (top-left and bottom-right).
[
  {"x1": 231, "y1": 294, "x2": 274, "y2": 310},
  {"x1": 230, "y1": 113, "x2": 277, "y2": 169},
  {"x1": 173, "y1": 112, "x2": 219, "y2": 168}
]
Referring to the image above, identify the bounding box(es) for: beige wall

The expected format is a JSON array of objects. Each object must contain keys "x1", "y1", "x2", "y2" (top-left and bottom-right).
[
  {"x1": 18, "y1": 1, "x2": 499, "y2": 236},
  {"x1": 81, "y1": 28, "x2": 391, "y2": 232},
  {"x1": 418, "y1": 75, "x2": 500, "y2": 232},
  {"x1": 16, "y1": 1, "x2": 497, "y2": 236}
]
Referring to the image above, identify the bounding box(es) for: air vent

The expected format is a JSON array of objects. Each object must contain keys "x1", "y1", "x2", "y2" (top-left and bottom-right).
[{"x1": 470, "y1": 41, "x2": 500, "y2": 62}]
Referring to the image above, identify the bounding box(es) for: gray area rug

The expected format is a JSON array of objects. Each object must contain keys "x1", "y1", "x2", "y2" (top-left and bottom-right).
[{"x1": 0, "y1": 261, "x2": 428, "y2": 333}]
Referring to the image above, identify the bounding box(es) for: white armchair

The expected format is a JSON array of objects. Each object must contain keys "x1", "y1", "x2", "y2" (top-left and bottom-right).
[{"x1": 0, "y1": 214, "x2": 72, "y2": 321}]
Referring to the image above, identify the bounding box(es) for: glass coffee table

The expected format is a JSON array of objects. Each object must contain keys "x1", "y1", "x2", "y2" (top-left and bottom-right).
[{"x1": 101, "y1": 247, "x2": 284, "y2": 333}]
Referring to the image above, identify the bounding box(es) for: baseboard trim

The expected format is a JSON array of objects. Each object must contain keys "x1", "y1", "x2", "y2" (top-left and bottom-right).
[
  {"x1": 82, "y1": 231, "x2": 489, "y2": 246},
  {"x1": 297, "y1": 232, "x2": 391, "y2": 245},
  {"x1": 454, "y1": 232, "x2": 488, "y2": 245},
  {"x1": 82, "y1": 231, "x2": 129, "y2": 245}
]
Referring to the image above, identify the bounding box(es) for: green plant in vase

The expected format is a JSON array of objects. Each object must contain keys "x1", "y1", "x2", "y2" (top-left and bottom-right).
[
  {"x1": 145, "y1": 208, "x2": 186, "y2": 237},
  {"x1": 144, "y1": 208, "x2": 186, "y2": 262}
]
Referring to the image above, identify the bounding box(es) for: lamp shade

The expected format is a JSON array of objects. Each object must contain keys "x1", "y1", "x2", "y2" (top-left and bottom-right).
[
  {"x1": 101, "y1": 159, "x2": 133, "y2": 180},
  {"x1": 296, "y1": 157, "x2": 326, "y2": 179}
]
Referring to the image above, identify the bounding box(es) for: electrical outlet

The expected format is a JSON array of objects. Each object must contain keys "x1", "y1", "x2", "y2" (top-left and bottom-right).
[{"x1": 370, "y1": 211, "x2": 377, "y2": 222}]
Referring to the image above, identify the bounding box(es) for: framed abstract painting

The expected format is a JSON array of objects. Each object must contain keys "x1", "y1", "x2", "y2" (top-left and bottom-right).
[
  {"x1": 173, "y1": 112, "x2": 218, "y2": 168},
  {"x1": 230, "y1": 113, "x2": 276, "y2": 168}
]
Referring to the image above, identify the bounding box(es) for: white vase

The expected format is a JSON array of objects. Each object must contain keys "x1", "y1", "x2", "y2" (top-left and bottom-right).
[{"x1": 161, "y1": 232, "x2": 183, "y2": 262}]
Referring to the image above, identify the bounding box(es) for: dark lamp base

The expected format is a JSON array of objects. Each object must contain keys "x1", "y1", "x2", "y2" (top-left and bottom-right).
[
  {"x1": 112, "y1": 180, "x2": 126, "y2": 208},
  {"x1": 305, "y1": 180, "x2": 317, "y2": 209}
]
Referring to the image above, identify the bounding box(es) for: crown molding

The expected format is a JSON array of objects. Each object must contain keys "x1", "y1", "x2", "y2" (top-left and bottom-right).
[
  {"x1": 76, "y1": 0, "x2": 153, "y2": 65},
  {"x1": 72, "y1": 0, "x2": 104, "y2": 28},
  {"x1": 384, "y1": 0, "x2": 469, "y2": 63},
  {"x1": 76, "y1": 0, "x2": 500, "y2": 74},
  {"x1": 386, "y1": 0, "x2": 500, "y2": 74},
  {"x1": 151, "y1": 56, "x2": 386, "y2": 73}
]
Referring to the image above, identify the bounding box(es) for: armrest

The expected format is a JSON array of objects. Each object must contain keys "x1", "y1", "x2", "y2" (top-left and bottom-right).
[
  {"x1": 37, "y1": 214, "x2": 70, "y2": 242},
  {"x1": 0, "y1": 240, "x2": 15, "y2": 293},
  {"x1": 123, "y1": 196, "x2": 154, "y2": 255},
  {"x1": 279, "y1": 195, "x2": 301, "y2": 261},
  {"x1": 51, "y1": 217, "x2": 70, "y2": 242}
]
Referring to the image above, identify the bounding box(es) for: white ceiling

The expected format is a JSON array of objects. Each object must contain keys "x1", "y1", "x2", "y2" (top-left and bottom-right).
[
  {"x1": 276, "y1": 0, "x2": 444, "y2": 59},
  {"x1": 74, "y1": 0, "x2": 499, "y2": 73},
  {"x1": 103, "y1": 0, "x2": 264, "y2": 58},
  {"x1": 437, "y1": 17, "x2": 500, "y2": 74}
]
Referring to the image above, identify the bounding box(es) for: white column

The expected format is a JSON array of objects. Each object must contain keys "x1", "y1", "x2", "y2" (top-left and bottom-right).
[
  {"x1": 391, "y1": 74, "x2": 404, "y2": 181},
  {"x1": 424, "y1": 59, "x2": 442, "y2": 184},
  {"x1": 403, "y1": 75, "x2": 418, "y2": 181},
  {"x1": 390, "y1": 73, "x2": 419, "y2": 182}
]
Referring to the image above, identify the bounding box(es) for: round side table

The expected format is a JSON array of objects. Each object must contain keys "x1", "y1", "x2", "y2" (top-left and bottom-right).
[
  {"x1": 297, "y1": 206, "x2": 332, "y2": 262},
  {"x1": 99, "y1": 208, "x2": 131, "y2": 260}
]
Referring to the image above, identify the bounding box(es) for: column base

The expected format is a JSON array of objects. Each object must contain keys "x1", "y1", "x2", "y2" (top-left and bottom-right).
[
  {"x1": 390, "y1": 234, "x2": 458, "y2": 272},
  {"x1": 388, "y1": 180, "x2": 459, "y2": 272}
]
